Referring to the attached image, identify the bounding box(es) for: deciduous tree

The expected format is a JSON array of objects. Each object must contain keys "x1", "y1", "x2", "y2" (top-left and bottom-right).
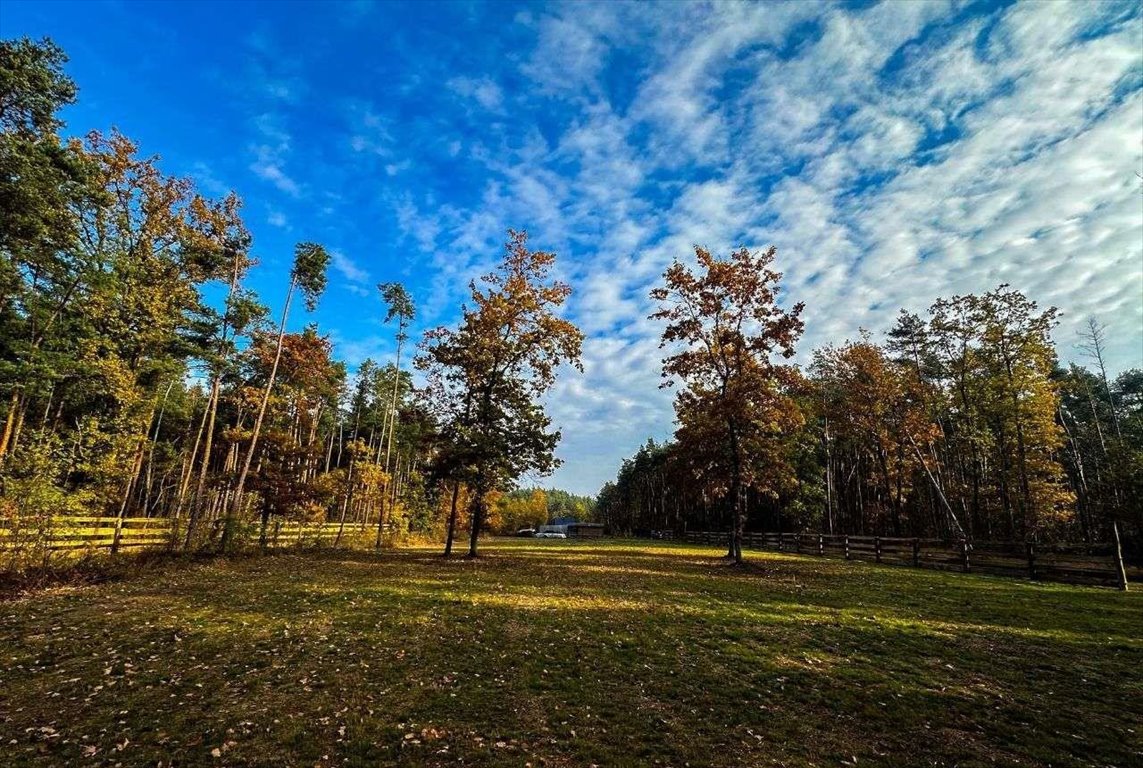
[
  {"x1": 417, "y1": 230, "x2": 583, "y2": 557},
  {"x1": 651, "y1": 246, "x2": 804, "y2": 563}
]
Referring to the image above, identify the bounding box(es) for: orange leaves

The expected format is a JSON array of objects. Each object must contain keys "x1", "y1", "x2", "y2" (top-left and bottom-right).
[
  {"x1": 651, "y1": 244, "x2": 805, "y2": 515},
  {"x1": 415, "y1": 230, "x2": 584, "y2": 552}
]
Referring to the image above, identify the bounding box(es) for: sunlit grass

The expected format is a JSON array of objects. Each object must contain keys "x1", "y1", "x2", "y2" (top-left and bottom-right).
[{"x1": 1, "y1": 539, "x2": 1140, "y2": 767}]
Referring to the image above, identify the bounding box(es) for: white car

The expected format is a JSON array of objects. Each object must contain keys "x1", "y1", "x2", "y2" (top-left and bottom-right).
[{"x1": 535, "y1": 531, "x2": 567, "y2": 539}]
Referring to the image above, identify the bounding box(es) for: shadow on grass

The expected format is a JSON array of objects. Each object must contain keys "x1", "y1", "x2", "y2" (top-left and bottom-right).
[
  {"x1": 1, "y1": 540, "x2": 1140, "y2": 767},
  {"x1": 32, "y1": 542, "x2": 1140, "y2": 650}
]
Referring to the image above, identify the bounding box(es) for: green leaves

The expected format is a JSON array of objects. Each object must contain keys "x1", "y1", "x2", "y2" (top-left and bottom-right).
[
  {"x1": 416, "y1": 230, "x2": 583, "y2": 554},
  {"x1": 379, "y1": 281, "x2": 415, "y2": 327},
  {"x1": 0, "y1": 37, "x2": 77, "y2": 136},
  {"x1": 290, "y1": 242, "x2": 329, "y2": 312}
]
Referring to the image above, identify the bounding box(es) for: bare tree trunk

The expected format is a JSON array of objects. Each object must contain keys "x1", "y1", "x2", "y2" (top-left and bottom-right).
[
  {"x1": 223, "y1": 279, "x2": 295, "y2": 551},
  {"x1": 908, "y1": 435, "x2": 965, "y2": 538},
  {"x1": 0, "y1": 389, "x2": 22, "y2": 460},
  {"x1": 8, "y1": 397, "x2": 27, "y2": 459},
  {"x1": 384, "y1": 334, "x2": 404, "y2": 473},
  {"x1": 335, "y1": 457, "x2": 355, "y2": 547},
  {"x1": 444, "y1": 481, "x2": 461, "y2": 557},
  {"x1": 467, "y1": 487, "x2": 486, "y2": 558},
  {"x1": 111, "y1": 434, "x2": 149, "y2": 555},
  {"x1": 175, "y1": 387, "x2": 209, "y2": 520},
  {"x1": 1081, "y1": 318, "x2": 1122, "y2": 438},
  {"x1": 184, "y1": 378, "x2": 221, "y2": 549},
  {"x1": 141, "y1": 380, "x2": 175, "y2": 516},
  {"x1": 324, "y1": 424, "x2": 335, "y2": 473}
]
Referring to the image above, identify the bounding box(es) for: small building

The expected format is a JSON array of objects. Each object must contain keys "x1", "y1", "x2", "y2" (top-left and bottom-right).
[{"x1": 567, "y1": 522, "x2": 605, "y2": 538}]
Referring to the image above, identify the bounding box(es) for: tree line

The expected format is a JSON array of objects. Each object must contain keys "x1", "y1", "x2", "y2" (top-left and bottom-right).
[
  {"x1": 0, "y1": 38, "x2": 583, "y2": 558},
  {"x1": 598, "y1": 247, "x2": 1141, "y2": 560},
  {"x1": 4, "y1": 37, "x2": 1138, "y2": 565},
  {"x1": 492, "y1": 488, "x2": 597, "y2": 534}
]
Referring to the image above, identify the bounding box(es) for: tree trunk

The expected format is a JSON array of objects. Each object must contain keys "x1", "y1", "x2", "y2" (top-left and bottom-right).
[
  {"x1": 444, "y1": 481, "x2": 461, "y2": 557},
  {"x1": 335, "y1": 457, "x2": 355, "y2": 547},
  {"x1": 384, "y1": 332, "x2": 404, "y2": 473},
  {"x1": 223, "y1": 278, "x2": 295, "y2": 552},
  {"x1": 111, "y1": 436, "x2": 148, "y2": 554},
  {"x1": 175, "y1": 386, "x2": 210, "y2": 521},
  {"x1": 141, "y1": 380, "x2": 175, "y2": 516},
  {"x1": 374, "y1": 478, "x2": 388, "y2": 549},
  {"x1": 184, "y1": 378, "x2": 221, "y2": 549},
  {"x1": 0, "y1": 388, "x2": 22, "y2": 460},
  {"x1": 467, "y1": 489, "x2": 484, "y2": 558}
]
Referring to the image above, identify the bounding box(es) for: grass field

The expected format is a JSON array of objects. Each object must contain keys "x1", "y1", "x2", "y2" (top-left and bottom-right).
[{"x1": 1, "y1": 539, "x2": 1140, "y2": 767}]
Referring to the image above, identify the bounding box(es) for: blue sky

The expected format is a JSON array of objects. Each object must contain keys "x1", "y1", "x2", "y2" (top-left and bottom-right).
[{"x1": 2, "y1": 0, "x2": 1141, "y2": 495}]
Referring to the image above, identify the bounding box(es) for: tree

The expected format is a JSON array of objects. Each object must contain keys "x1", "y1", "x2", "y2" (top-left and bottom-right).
[
  {"x1": 1078, "y1": 317, "x2": 1122, "y2": 438},
  {"x1": 0, "y1": 38, "x2": 96, "y2": 461},
  {"x1": 416, "y1": 230, "x2": 583, "y2": 557},
  {"x1": 495, "y1": 488, "x2": 548, "y2": 533},
  {"x1": 378, "y1": 282, "x2": 415, "y2": 473},
  {"x1": 810, "y1": 340, "x2": 943, "y2": 536},
  {"x1": 222, "y1": 242, "x2": 329, "y2": 550},
  {"x1": 1, "y1": 36, "x2": 458, "y2": 557},
  {"x1": 971, "y1": 286, "x2": 1071, "y2": 537},
  {"x1": 650, "y1": 245, "x2": 804, "y2": 563},
  {"x1": 180, "y1": 192, "x2": 260, "y2": 548},
  {"x1": 377, "y1": 282, "x2": 415, "y2": 543}
]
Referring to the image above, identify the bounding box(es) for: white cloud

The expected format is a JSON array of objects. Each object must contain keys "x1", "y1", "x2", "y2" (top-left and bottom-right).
[
  {"x1": 447, "y1": 76, "x2": 504, "y2": 111},
  {"x1": 248, "y1": 113, "x2": 299, "y2": 196},
  {"x1": 519, "y1": 5, "x2": 625, "y2": 97},
  {"x1": 331, "y1": 250, "x2": 370, "y2": 285},
  {"x1": 249, "y1": 151, "x2": 299, "y2": 196},
  {"x1": 346, "y1": 103, "x2": 394, "y2": 156},
  {"x1": 365, "y1": 0, "x2": 1141, "y2": 494}
]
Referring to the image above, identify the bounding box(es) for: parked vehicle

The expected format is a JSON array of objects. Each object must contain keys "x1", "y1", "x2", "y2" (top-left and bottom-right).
[
  {"x1": 536, "y1": 531, "x2": 567, "y2": 539},
  {"x1": 515, "y1": 528, "x2": 536, "y2": 537}
]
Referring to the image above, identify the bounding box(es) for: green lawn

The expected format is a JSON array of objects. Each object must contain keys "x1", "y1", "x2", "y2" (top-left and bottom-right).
[{"x1": 1, "y1": 539, "x2": 1140, "y2": 767}]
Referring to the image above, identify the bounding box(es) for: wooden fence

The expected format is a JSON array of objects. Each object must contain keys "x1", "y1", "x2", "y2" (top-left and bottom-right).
[
  {"x1": 682, "y1": 531, "x2": 1134, "y2": 589},
  {"x1": 0, "y1": 516, "x2": 375, "y2": 569}
]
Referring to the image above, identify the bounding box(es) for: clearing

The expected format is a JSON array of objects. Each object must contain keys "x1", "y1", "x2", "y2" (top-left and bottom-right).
[{"x1": 1, "y1": 539, "x2": 1140, "y2": 767}]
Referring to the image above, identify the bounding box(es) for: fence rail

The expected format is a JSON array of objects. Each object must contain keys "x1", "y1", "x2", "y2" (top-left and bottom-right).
[
  {"x1": 0, "y1": 516, "x2": 376, "y2": 568},
  {"x1": 4, "y1": 519, "x2": 1132, "y2": 589},
  {"x1": 681, "y1": 531, "x2": 1134, "y2": 589}
]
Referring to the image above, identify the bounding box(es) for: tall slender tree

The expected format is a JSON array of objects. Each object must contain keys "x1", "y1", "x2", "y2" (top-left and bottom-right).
[
  {"x1": 222, "y1": 242, "x2": 328, "y2": 550},
  {"x1": 377, "y1": 281, "x2": 415, "y2": 539},
  {"x1": 1079, "y1": 317, "x2": 1122, "y2": 439}
]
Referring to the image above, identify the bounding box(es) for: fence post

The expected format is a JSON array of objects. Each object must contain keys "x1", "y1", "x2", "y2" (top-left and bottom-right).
[
  {"x1": 844, "y1": 535, "x2": 850, "y2": 560},
  {"x1": 960, "y1": 540, "x2": 970, "y2": 573},
  {"x1": 1112, "y1": 522, "x2": 1129, "y2": 592},
  {"x1": 778, "y1": 534, "x2": 784, "y2": 552},
  {"x1": 44, "y1": 517, "x2": 56, "y2": 565},
  {"x1": 796, "y1": 533, "x2": 802, "y2": 554},
  {"x1": 1026, "y1": 542, "x2": 1036, "y2": 581},
  {"x1": 110, "y1": 514, "x2": 125, "y2": 555},
  {"x1": 912, "y1": 538, "x2": 920, "y2": 567},
  {"x1": 818, "y1": 534, "x2": 824, "y2": 556},
  {"x1": 875, "y1": 536, "x2": 882, "y2": 564}
]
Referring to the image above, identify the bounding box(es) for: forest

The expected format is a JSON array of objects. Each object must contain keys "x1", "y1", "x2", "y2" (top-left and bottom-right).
[
  {"x1": 1, "y1": 19, "x2": 1141, "y2": 768},
  {"x1": 0, "y1": 38, "x2": 585, "y2": 560},
  {"x1": 598, "y1": 280, "x2": 1142, "y2": 557},
  {"x1": 1, "y1": 36, "x2": 1140, "y2": 569}
]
